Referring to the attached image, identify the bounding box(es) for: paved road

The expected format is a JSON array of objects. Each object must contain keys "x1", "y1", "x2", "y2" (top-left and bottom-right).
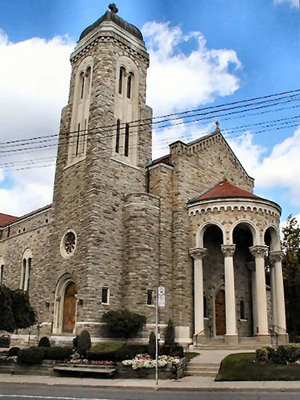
[{"x1": 1, "y1": 383, "x2": 300, "y2": 400}]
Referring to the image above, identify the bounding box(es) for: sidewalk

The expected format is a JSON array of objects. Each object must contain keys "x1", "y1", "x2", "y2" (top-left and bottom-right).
[{"x1": 2, "y1": 374, "x2": 300, "y2": 392}]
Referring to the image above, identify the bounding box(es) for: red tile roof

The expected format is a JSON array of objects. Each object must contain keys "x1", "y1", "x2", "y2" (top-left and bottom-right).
[
  {"x1": 189, "y1": 180, "x2": 258, "y2": 204},
  {"x1": 0, "y1": 204, "x2": 52, "y2": 228},
  {"x1": 0, "y1": 213, "x2": 19, "y2": 227}
]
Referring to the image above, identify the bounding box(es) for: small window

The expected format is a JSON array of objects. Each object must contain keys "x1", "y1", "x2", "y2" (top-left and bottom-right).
[
  {"x1": 20, "y1": 259, "x2": 26, "y2": 291},
  {"x1": 7, "y1": 227, "x2": 10, "y2": 238},
  {"x1": 0, "y1": 264, "x2": 4, "y2": 284},
  {"x1": 80, "y1": 72, "x2": 85, "y2": 99},
  {"x1": 75, "y1": 123, "x2": 81, "y2": 156},
  {"x1": 127, "y1": 73, "x2": 133, "y2": 99},
  {"x1": 115, "y1": 119, "x2": 120, "y2": 153},
  {"x1": 240, "y1": 300, "x2": 245, "y2": 320},
  {"x1": 119, "y1": 67, "x2": 124, "y2": 94},
  {"x1": 147, "y1": 289, "x2": 154, "y2": 306},
  {"x1": 204, "y1": 295, "x2": 208, "y2": 318},
  {"x1": 124, "y1": 123, "x2": 129, "y2": 157},
  {"x1": 102, "y1": 287, "x2": 109, "y2": 304}
]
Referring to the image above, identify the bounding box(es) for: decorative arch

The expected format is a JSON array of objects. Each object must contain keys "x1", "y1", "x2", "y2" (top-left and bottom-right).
[
  {"x1": 20, "y1": 248, "x2": 32, "y2": 292},
  {"x1": 53, "y1": 273, "x2": 78, "y2": 334},
  {"x1": 68, "y1": 55, "x2": 94, "y2": 164},
  {"x1": 263, "y1": 225, "x2": 281, "y2": 251},
  {"x1": 196, "y1": 221, "x2": 225, "y2": 248},
  {"x1": 230, "y1": 219, "x2": 259, "y2": 246},
  {"x1": 113, "y1": 56, "x2": 139, "y2": 165}
]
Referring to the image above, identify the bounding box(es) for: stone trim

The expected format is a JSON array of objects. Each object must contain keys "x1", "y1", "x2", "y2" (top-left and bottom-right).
[
  {"x1": 189, "y1": 247, "x2": 207, "y2": 259},
  {"x1": 269, "y1": 251, "x2": 284, "y2": 264},
  {"x1": 249, "y1": 245, "x2": 268, "y2": 258},
  {"x1": 188, "y1": 198, "x2": 281, "y2": 219},
  {"x1": 111, "y1": 156, "x2": 141, "y2": 171},
  {"x1": 221, "y1": 244, "x2": 236, "y2": 257},
  {"x1": 71, "y1": 25, "x2": 149, "y2": 65}
]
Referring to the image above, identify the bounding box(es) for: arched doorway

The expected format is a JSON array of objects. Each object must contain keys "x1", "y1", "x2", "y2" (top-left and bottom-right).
[
  {"x1": 215, "y1": 289, "x2": 226, "y2": 335},
  {"x1": 62, "y1": 282, "x2": 77, "y2": 333}
]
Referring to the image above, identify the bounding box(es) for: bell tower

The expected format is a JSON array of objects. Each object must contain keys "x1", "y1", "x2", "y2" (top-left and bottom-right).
[{"x1": 50, "y1": 4, "x2": 153, "y2": 334}]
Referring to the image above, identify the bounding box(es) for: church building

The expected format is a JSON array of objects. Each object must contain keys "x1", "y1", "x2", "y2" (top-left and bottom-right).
[{"x1": 0, "y1": 5, "x2": 288, "y2": 347}]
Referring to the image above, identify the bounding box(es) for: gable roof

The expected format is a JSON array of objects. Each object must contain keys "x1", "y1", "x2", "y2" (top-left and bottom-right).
[
  {"x1": 188, "y1": 180, "x2": 260, "y2": 204},
  {"x1": 0, "y1": 213, "x2": 19, "y2": 228},
  {"x1": 0, "y1": 204, "x2": 52, "y2": 228}
]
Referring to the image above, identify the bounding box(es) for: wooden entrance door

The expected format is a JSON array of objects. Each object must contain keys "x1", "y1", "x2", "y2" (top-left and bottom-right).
[
  {"x1": 63, "y1": 282, "x2": 77, "y2": 333},
  {"x1": 215, "y1": 289, "x2": 226, "y2": 335}
]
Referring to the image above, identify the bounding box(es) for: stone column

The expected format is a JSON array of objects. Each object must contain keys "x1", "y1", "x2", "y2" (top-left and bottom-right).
[
  {"x1": 270, "y1": 262, "x2": 278, "y2": 331},
  {"x1": 221, "y1": 244, "x2": 238, "y2": 343},
  {"x1": 247, "y1": 261, "x2": 258, "y2": 335},
  {"x1": 250, "y1": 245, "x2": 269, "y2": 341},
  {"x1": 189, "y1": 248, "x2": 207, "y2": 336},
  {"x1": 270, "y1": 251, "x2": 287, "y2": 341}
]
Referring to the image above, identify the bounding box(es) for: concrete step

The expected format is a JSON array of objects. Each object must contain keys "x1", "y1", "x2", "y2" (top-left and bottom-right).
[{"x1": 187, "y1": 362, "x2": 220, "y2": 377}]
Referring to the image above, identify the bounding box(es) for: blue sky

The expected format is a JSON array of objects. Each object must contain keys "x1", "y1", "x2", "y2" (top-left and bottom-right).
[{"x1": 0, "y1": 0, "x2": 299, "y2": 226}]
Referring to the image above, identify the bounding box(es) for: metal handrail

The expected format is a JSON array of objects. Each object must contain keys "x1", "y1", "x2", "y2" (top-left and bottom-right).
[{"x1": 193, "y1": 329, "x2": 205, "y2": 346}]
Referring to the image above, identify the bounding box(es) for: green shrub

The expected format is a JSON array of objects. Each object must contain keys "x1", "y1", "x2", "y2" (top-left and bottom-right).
[
  {"x1": 44, "y1": 346, "x2": 73, "y2": 360},
  {"x1": 18, "y1": 347, "x2": 45, "y2": 364},
  {"x1": 148, "y1": 331, "x2": 156, "y2": 359},
  {"x1": 164, "y1": 318, "x2": 175, "y2": 346},
  {"x1": 160, "y1": 345, "x2": 184, "y2": 358},
  {"x1": 76, "y1": 330, "x2": 91, "y2": 357},
  {"x1": 102, "y1": 309, "x2": 146, "y2": 338},
  {"x1": 114, "y1": 344, "x2": 148, "y2": 361},
  {"x1": 87, "y1": 341, "x2": 124, "y2": 361},
  {"x1": 255, "y1": 347, "x2": 269, "y2": 362},
  {"x1": 8, "y1": 347, "x2": 20, "y2": 357},
  {"x1": 38, "y1": 336, "x2": 51, "y2": 348}
]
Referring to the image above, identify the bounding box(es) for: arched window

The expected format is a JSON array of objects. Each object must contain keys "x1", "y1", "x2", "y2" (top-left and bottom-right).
[
  {"x1": 240, "y1": 300, "x2": 245, "y2": 320},
  {"x1": 68, "y1": 56, "x2": 93, "y2": 164},
  {"x1": 119, "y1": 67, "x2": 125, "y2": 94},
  {"x1": 115, "y1": 119, "x2": 120, "y2": 153},
  {"x1": 80, "y1": 72, "x2": 85, "y2": 99},
  {"x1": 124, "y1": 123, "x2": 129, "y2": 157},
  {"x1": 20, "y1": 250, "x2": 32, "y2": 292},
  {"x1": 20, "y1": 259, "x2": 26, "y2": 291},
  {"x1": 0, "y1": 263, "x2": 4, "y2": 284},
  {"x1": 127, "y1": 72, "x2": 133, "y2": 99}
]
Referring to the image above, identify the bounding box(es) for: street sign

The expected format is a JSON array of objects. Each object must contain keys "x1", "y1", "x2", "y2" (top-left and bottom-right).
[{"x1": 157, "y1": 286, "x2": 165, "y2": 307}]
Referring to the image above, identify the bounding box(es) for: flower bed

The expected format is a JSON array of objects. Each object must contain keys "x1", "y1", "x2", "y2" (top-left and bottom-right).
[{"x1": 122, "y1": 353, "x2": 180, "y2": 370}]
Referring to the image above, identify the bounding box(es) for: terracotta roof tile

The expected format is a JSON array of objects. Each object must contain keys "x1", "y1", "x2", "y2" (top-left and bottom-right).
[
  {"x1": 189, "y1": 180, "x2": 258, "y2": 204},
  {"x1": 0, "y1": 204, "x2": 52, "y2": 228},
  {"x1": 0, "y1": 213, "x2": 19, "y2": 227}
]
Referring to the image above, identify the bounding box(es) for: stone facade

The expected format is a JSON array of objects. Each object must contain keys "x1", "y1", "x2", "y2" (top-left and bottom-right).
[{"x1": 0, "y1": 7, "x2": 288, "y2": 346}]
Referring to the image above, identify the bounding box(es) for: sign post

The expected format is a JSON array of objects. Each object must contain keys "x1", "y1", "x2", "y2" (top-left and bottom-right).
[{"x1": 155, "y1": 286, "x2": 165, "y2": 386}]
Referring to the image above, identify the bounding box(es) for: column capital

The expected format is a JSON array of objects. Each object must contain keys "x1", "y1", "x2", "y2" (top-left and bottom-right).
[
  {"x1": 270, "y1": 251, "x2": 284, "y2": 264},
  {"x1": 189, "y1": 247, "x2": 207, "y2": 260},
  {"x1": 249, "y1": 245, "x2": 268, "y2": 258},
  {"x1": 221, "y1": 244, "x2": 236, "y2": 257}
]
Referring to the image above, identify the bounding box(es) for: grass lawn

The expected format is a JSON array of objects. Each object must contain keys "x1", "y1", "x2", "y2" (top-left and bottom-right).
[{"x1": 215, "y1": 353, "x2": 300, "y2": 381}]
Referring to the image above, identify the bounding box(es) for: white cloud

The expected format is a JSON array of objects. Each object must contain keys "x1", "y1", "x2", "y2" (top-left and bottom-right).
[
  {"x1": 228, "y1": 127, "x2": 300, "y2": 207},
  {"x1": 0, "y1": 29, "x2": 75, "y2": 216},
  {"x1": 142, "y1": 21, "x2": 242, "y2": 116},
  {"x1": 274, "y1": 0, "x2": 299, "y2": 8}
]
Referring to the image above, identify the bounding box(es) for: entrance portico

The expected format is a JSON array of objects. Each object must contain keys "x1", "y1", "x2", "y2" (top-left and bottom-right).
[{"x1": 188, "y1": 180, "x2": 288, "y2": 345}]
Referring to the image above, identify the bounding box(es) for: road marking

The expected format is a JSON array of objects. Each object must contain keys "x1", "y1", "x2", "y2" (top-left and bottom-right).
[{"x1": 0, "y1": 396, "x2": 112, "y2": 400}]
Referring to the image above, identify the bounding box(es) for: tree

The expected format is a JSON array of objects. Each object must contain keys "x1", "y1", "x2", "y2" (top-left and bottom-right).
[
  {"x1": 0, "y1": 285, "x2": 37, "y2": 332},
  {"x1": 164, "y1": 318, "x2": 175, "y2": 346},
  {"x1": 282, "y1": 215, "x2": 300, "y2": 335}
]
